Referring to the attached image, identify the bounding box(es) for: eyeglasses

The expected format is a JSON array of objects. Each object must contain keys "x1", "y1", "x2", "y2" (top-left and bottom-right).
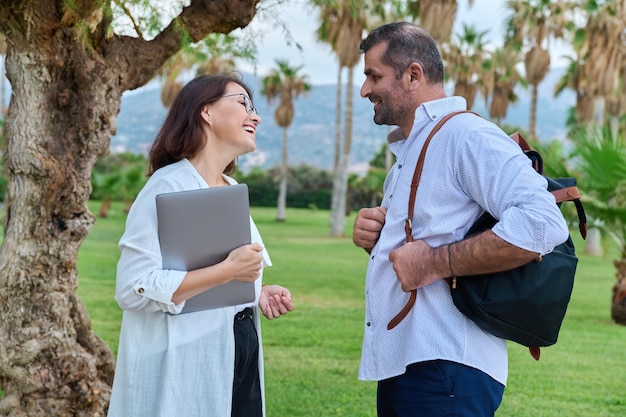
[{"x1": 222, "y1": 93, "x2": 257, "y2": 115}]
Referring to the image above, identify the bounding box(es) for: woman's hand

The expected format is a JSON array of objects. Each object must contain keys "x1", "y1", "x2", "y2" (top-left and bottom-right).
[
  {"x1": 225, "y1": 243, "x2": 264, "y2": 283},
  {"x1": 173, "y1": 243, "x2": 263, "y2": 305},
  {"x1": 259, "y1": 285, "x2": 294, "y2": 320}
]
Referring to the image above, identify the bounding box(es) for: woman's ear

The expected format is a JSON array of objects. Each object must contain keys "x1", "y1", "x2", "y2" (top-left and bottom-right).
[{"x1": 201, "y1": 107, "x2": 211, "y2": 124}]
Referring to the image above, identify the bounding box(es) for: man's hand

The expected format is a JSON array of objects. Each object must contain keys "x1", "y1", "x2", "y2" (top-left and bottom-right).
[
  {"x1": 389, "y1": 230, "x2": 541, "y2": 293},
  {"x1": 353, "y1": 207, "x2": 387, "y2": 253},
  {"x1": 389, "y1": 240, "x2": 446, "y2": 292}
]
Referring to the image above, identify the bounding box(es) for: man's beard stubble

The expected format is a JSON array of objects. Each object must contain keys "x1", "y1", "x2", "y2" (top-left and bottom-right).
[{"x1": 372, "y1": 94, "x2": 411, "y2": 127}]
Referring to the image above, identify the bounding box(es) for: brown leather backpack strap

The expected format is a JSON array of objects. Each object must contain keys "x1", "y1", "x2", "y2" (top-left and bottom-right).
[
  {"x1": 510, "y1": 131, "x2": 532, "y2": 152},
  {"x1": 529, "y1": 346, "x2": 541, "y2": 361},
  {"x1": 551, "y1": 185, "x2": 587, "y2": 239},
  {"x1": 552, "y1": 185, "x2": 581, "y2": 204},
  {"x1": 388, "y1": 110, "x2": 472, "y2": 330}
]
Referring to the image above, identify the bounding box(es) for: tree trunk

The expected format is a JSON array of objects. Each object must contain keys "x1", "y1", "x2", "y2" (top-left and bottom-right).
[
  {"x1": 330, "y1": 67, "x2": 354, "y2": 237},
  {"x1": 609, "y1": 115, "x2": 619, "y2": 140},
  {"x1": 529, "y1": 83, "x2": 538, "y2": 140},
  {"x1": 276, "y1": 127, "x2": 288, "y2": 222},
  {"x1": 0, "y1": 30, "x2": 117, "y2": 417},
  {"x1": 329, "y1": 66, "x2": 343, "y2": 219},
  {"x1": 99, "y1": 199, "x2": 112, "y2": 219},
  {"x1": 584, "y1": 227, "x2": 603, "y2": 257},
  {"x1": 332, "y1": 66, "x2": 343, "y2": 176},
  {"x1": 0, "y1": 1, "x2": 259, "y2": 415},
  {"x1": 611, "y1": 257, "x2": 626, "y2": 325}
]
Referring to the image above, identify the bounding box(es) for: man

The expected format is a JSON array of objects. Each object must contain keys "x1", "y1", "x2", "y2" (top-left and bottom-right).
[{"x1": 352, "y1": 22, "x2": 569, "y2": 417}]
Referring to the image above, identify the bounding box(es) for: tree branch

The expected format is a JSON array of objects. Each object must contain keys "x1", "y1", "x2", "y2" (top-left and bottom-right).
[{"x1": 105, "y1": 0, "x2": 260, "y2": 91}]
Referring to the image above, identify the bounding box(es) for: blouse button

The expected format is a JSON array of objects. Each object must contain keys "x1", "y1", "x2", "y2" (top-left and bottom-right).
[{"x1": 138, "y1": 287, "x2": 145, "y2": 294}]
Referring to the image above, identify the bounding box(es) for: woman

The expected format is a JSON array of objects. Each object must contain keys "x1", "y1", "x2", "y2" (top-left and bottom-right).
[{"x1": 108, "y1": 74, "x2": 294, "y2": 417}]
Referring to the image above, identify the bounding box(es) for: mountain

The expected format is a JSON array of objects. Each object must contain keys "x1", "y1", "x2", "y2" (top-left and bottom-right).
[{"x1": 111, "y1": 68, "x2": 576, "y2": 172}]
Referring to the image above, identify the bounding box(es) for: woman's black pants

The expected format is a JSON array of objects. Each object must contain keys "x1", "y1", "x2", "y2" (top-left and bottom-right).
[{"x1": 232, "y1": 307, "x2": 262, "y2": 417}]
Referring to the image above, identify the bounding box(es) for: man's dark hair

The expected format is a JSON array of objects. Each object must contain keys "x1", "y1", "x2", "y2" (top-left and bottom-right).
[{"x1": 360, "y1": 22, "x2": 444, "y2": 85}]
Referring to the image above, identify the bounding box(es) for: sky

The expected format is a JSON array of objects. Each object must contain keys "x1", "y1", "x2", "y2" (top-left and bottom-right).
[{"x1": 238, "y1": 0, "x2": 573, "y2": 86}]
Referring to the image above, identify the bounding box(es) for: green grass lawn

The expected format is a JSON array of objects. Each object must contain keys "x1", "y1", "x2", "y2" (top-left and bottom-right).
[{"x1": 4, "y1": 201, "x2": 626, "y2": 416}]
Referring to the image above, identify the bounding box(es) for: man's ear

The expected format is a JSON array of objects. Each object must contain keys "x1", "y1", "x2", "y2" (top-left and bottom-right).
[{"x1": 406, "y1": 62, "x2": 425, "y2": 90}]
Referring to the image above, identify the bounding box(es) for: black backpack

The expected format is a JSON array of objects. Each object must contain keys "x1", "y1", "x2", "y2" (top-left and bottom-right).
[{"x1": 387, "y1": 111, "x2": 587, "y2": 361}]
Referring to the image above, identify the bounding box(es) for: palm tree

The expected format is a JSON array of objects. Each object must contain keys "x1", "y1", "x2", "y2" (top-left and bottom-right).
[
  {"x1": 554, "y1": 55, "x2": 595, "y2": 125},
  {"x1": 570, "y1": 125, "x2": 626, "y2": 325},
  {"x1": 441, "y1": 24, "x2": 489, "y2": 109},
  {"x1": 481, "y1": 46, "x2": 525, "y2": 124},
  {"x1": 577, "y1": 0, "x2": 626, "y2": 127},
  {"x1": 587, "y1": 2, "x2": 626, "y2": 138},
  {"x1": 313, "y1": 0, "x2": 365, "y2": 235},
  {"x1": 159, "y1": 51, "x2": 192, "y2": 108},
  {"x1": 312, "y1": 0, "x2": 370, "y2": 236},
  {"x1": 261, "y1": 59, "x2": 311, "y2": 222},
  {"x1": 315, "y1": 3, "x2": 344, "y2": 177},
  {"x1": 604, "y1": 58, "x2": 626, "y2": 137},
  {"x1": 555, "y1": 55, "x2": 605, "y2": 257},
  {"x1": 505, "y1": 0, "x2": 572, "y2": 140},
  {"x1": 406, "y1": 0, "x2": 474, "y2": 44},
  {"x1": 554, "y1": 1, "x2": 626, "y2": 257}
]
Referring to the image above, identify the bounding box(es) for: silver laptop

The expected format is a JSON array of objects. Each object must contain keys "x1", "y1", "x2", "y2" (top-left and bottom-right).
[{"x1": 155, "y1": 184, "x2": 256, "y2": 313}]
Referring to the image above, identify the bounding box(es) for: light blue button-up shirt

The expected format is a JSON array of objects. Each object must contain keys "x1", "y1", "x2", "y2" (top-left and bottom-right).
[{"x1": 358, "y1": 97, "x2": 569, "y2": 385}]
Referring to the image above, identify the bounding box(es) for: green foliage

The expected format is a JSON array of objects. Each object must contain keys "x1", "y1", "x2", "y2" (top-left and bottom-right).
[
  {"x1": 368, "y1": 141, "x2": 389, "y2": 170},
  {"x1": 88, "y1": 158, "x2": 371, "y2": 213},
  {"x1": 195, "y1": 33, "x2": 257, "y2": 65},
  {"x1": 235, "y1": 164, "x2": 333, "y2": 209},
  {"x1": 234, "y1": 166, "x2": 279, "y2": 207},
  {"x1": 348, "y1": 169, "x2": 385, "y2": 210},
  {"x1": 90, "y1": 152, "x2": 148, "y2": 201},
  {"x1": 0, "y1": 175, "x2": 6, "y2": 203},
  {"x1": 110, "y1": 0, "x2": 183, "y2": 40},
  {"x1": 569, "y1": 125, "x2": 626, "y2": 256},
  {"x1": 529, "y1": 138, "x2": 575, "y2": 179},
  {"x1": 526, "y1": 136, "x2": 584, "y2": 228}
]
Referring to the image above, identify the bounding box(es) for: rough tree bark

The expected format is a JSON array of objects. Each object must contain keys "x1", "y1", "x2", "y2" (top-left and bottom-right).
[{"x1": 0, "y1": 1, "x2": 259, "y2": 415}]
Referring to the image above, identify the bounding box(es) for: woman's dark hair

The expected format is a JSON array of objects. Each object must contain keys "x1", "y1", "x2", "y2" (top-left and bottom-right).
[
  {"x1": 148, "y1": 73, "x2": 254, "y2": 176},
  {"x1": 359, "y1": 22, "x2": 444, "y2": 85}
]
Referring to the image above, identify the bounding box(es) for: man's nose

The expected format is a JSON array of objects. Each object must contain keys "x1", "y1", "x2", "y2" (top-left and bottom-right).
[{"x1": 360, "y1": 81, "x2": 370, "y2": 98}]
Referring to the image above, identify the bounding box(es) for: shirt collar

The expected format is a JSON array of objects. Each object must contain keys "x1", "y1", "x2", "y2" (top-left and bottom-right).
[
  {"x1": 413, "y1": 96, "x2": 467, "y2": 137},
  {"x1": 386, "y1": 96, "x2": 468, "y2": 145},
  {"x1": 387, "y1": 96, "x2": 468, "y2": 157}
]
